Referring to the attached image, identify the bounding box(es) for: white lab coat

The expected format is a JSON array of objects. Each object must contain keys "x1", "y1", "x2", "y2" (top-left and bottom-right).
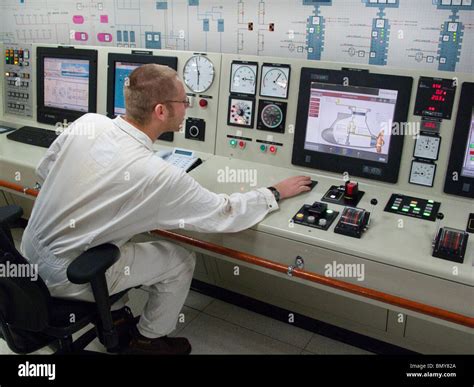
[{"x1": 21, "y1": 113, "x2": 278, "y2": 337}]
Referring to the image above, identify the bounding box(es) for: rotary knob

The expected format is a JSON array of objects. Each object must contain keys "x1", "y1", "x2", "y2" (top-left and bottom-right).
[{"x1": 189, "y1": 125, "x2": 200, "y2": 137}]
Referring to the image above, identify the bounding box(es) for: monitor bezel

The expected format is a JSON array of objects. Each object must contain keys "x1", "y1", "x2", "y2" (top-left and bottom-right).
[
  {"x1": 292, "y1": 67, "x2": 413, "y2": 183},
  {"x1": 106, "y1": 52, "x2": 178, "y2": 119},
  {"x1": 37, "y1": 46, "x2": 98, "y2": 125},
  {"x1": 444, "y1": 82, "x2": 474, "y2": 198}
]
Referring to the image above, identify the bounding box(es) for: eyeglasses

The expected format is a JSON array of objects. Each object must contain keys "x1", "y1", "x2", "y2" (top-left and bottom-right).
[{"x1": 163, "y1": 96, "x2": 191, "y2": 108}]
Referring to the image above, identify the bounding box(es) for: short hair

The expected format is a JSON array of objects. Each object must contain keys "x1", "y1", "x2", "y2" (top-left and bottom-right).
[{"x1": 124, "y1": 64, "x2": 179, "y2": 125}]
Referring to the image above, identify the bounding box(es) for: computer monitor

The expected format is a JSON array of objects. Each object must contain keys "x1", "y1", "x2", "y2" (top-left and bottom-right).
[
  {"x1": 106, "y1": 53, "x2": 178, "y2": 118},
  {"x1": 37, "y1": 46, "x2": 97, "y2": 125},
  {"x1": 292, "y1": 68, "x2": 413, "y2": 183},
  {"x1": 444, "y1": 82, "x2": 474, "y2": 198}
]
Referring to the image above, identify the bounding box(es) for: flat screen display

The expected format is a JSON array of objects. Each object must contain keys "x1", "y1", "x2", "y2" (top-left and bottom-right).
[
  {"x1": 43, "y1": 57, "x2": 90, "y2": 112},
  {"x1": 303, "y1": 83, "x2": 397, "y2": 164}
]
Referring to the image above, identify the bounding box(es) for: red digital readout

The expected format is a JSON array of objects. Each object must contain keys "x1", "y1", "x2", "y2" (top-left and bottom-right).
[{"x1": 423, "y1": 121, "x2": 437, "y2": 128}]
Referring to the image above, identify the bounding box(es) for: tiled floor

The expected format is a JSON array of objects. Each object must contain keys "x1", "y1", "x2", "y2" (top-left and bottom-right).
[{"x1": 3, "y1": 229, "x2": 373, "y2": 355}]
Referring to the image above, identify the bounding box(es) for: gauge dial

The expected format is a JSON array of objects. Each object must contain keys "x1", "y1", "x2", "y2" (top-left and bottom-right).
[
  {"x1": 413, "y1": 134, "x2": 441, "y2": 160},
  {"x1": 261, "y1": 104, "x2": 283, "y2": 128},
  {"x1": 257, "y1": 100, "x2": 287, "y2": 133},
  {"x1": 409, "y1": 160, "x2": 436, "y2": 187},
  {"x1": 228, "y1": 97, "x2": 255, "y2": 128},
  {"x1": 260, "y1": 64, "x2": 290, "y2": 99},
  {"x1": 183, "y1": 55, "x2": 215, "y2": 93},
  {"x1": 230, "y1": 62, "x2": 258, "y2": 95}
]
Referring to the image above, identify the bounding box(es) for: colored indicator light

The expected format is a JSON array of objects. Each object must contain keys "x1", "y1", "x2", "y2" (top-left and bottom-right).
[
  {"x1": 423, "y1": 213, "x2": 431, "y2": 217},
  {"x1": 229, "y1": 139, "x2": 237, "y2": 147},
  {"x1": 327, "y1": 210, "x2": 333, "y2": 214},
  {"x1": 239, "y1": 141, "x2": 245, "y2": 148},
  {"x1": 402, "y1": 208, "x2": 409, "y2": 212},
  {"x1": 269, "y1": 146, "x2": 277, "y2": 154},
  {"x1": 428, "y1": 200, "x2": 434, "y2": 203},
  {"x1": 391, "y1": 206, "x2": 398, "y2": 210},
  {"x1": 260, "y1": 144, "x2": 267, "y2": 152}
]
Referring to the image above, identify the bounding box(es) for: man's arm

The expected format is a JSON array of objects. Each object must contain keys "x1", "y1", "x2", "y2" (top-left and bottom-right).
[{"x1": 150, "y1": 166, "x2": 311, "y2": 233}]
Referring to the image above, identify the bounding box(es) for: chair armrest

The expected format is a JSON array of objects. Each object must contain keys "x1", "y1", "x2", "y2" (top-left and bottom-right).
[
  {"x1": 0, "y1": 205, "x2": 23, "y2": 225},
  {"x1": 66, "y1": 244, "x2": 120, "y2": 285}
]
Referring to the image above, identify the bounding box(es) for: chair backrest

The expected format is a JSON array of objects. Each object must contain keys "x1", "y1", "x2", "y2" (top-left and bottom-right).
[{"x1": 0, "y1": 226, "x2": 51, "y2": 332}]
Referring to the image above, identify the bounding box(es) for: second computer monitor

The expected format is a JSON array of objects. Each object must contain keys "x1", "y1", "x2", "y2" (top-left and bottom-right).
[{"x1": 106, "y1": 53, "x2": 178, "y2": 118}]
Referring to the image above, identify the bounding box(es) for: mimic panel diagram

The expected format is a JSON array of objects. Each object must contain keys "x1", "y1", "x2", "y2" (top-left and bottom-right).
[{"x1": 0, "y1": 0, "x2": 472, "y2": 73}]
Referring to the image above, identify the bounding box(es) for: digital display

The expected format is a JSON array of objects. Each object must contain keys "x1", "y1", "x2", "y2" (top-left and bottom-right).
[
  {"x1": 414, "y1": 77, "x2": 456, "y2": 119},
  {"x1": 461, "y1": 109, "x2": 474, "y2": 178},
  {"x1": 174, "y1": 149, "x2": 193, "y2": 156},
  {"x1": 304, "y1": 83, "x2": 397, "y2": 163},
  {"x1": 293, "y1": 67, "x2": 412, "y2": 183},
  {"x1": 114, "y1": 61, "x2": 141, "y2": 115},
  {"x1": 44, "y1": 57, "x2": 90, "y2": 112}
]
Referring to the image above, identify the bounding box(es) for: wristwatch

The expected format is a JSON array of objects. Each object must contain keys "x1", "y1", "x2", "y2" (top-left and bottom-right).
[{"x1": 267, "y1": 186, "x2": 280, "y2": 202}]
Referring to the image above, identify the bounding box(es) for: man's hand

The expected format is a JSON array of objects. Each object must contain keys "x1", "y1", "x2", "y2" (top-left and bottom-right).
[{"x1": 273, "y1": 176, "x2": 312, "y2": 200}]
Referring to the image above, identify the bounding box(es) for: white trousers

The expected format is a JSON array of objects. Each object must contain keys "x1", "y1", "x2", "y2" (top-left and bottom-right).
[{"x1": 51, "y1": 240, "x2": 196, "y2": 338}]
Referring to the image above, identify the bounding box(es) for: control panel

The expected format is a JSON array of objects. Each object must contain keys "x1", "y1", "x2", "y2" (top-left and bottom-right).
[
  {"x1": 0, "y1": 43, "x2": 473, "y2": 355},
  {"x1": 384, "y1": 194, "x2": 440, "y2": 221},
  {"x1": 4, "y1": 43, "x2": 33, "y2": 118}
]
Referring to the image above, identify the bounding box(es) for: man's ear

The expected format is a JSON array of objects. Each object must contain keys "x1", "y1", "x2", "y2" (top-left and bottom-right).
[{"x1": 153, "y1": 103, "x2": 166, "y2": 121}]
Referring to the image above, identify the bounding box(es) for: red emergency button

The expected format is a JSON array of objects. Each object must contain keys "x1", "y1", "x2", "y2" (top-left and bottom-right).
[
  {"x1": 199, "y1": 99, "x2": 208, "y2": 108},
  {"x1": 269, "y1": 145, "x2": 277, "y2": 154},
  {"x1": 239, "y1": 141, "x2": 246, "y2": 149}
]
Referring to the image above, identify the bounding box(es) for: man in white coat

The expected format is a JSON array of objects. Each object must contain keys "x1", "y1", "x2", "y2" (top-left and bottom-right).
[{"x1": 21, "y1": 64, "x2": 312, "y2": 354}]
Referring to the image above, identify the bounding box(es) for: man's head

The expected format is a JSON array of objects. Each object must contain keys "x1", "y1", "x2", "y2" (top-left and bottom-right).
[{"x1": 124, "y1": 64, "x2": 188, "y2": 139}]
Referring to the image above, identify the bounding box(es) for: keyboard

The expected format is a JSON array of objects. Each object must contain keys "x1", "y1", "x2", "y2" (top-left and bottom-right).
[{"x1": 7, "y1": 126, "x2": 59, "y2": 148}]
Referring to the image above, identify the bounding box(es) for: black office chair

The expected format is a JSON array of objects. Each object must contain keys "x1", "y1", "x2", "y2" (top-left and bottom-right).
[{"x1": 0, "y1": 205, "x2": 132, "y2": 354}]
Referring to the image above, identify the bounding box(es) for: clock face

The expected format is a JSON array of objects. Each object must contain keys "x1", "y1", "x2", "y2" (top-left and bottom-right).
[
  {"x1": 230, "y1": 62, "x2": 258, "y2": 95},
  {"x1": 183, "y1": 55, "x2": 215, "y2": 93},
  {"x1": 260, "y1": 64, "x2": 290, "y2": 99}
]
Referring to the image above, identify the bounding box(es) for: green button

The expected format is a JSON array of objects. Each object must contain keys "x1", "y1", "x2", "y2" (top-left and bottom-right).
[
  {"x1": 428, "y1": 200, "x2": 434, "y2": 204},
  {"x1": 414, "y1": 207, "x2": 421, "y2": 211},
  {"x1": 469, "y1": 144, "x2": 474, "y2": 148},
  {"x1": 327, "y1": 210, "x2": 333, "y2": 214},
  {"x1": 260, "y1": 144, "x2": 267, "y2": 152},
  {"x1": 391, "y1": 206, "x2": 398, "y2": 210},
  {"x1": 229, "y1": 139, "x2": 237, "y2": 147},
  {"x1": 423, "y1": 212, "x2": 431, "y2": 217},
  {"x1": 402, "y1": 208, "x2": 409, "y2": 212},
  {"x1": 410, "y1": 203, "x2": 416, "y2": 207}
]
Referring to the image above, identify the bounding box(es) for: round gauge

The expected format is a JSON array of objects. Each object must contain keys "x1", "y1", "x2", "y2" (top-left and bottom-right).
[
  {"x1": 260, "y1": 65, "x2": 290, "y2": 99},
  {"x1": 231, "y1": 63, "x2": 257, "y2": 95},
  {"x1": 261, "y1": 104, "x2": 283, "y2": 128},
  {"x1": 183, "y1": 55, "x2": 215, "y2": 93}
]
